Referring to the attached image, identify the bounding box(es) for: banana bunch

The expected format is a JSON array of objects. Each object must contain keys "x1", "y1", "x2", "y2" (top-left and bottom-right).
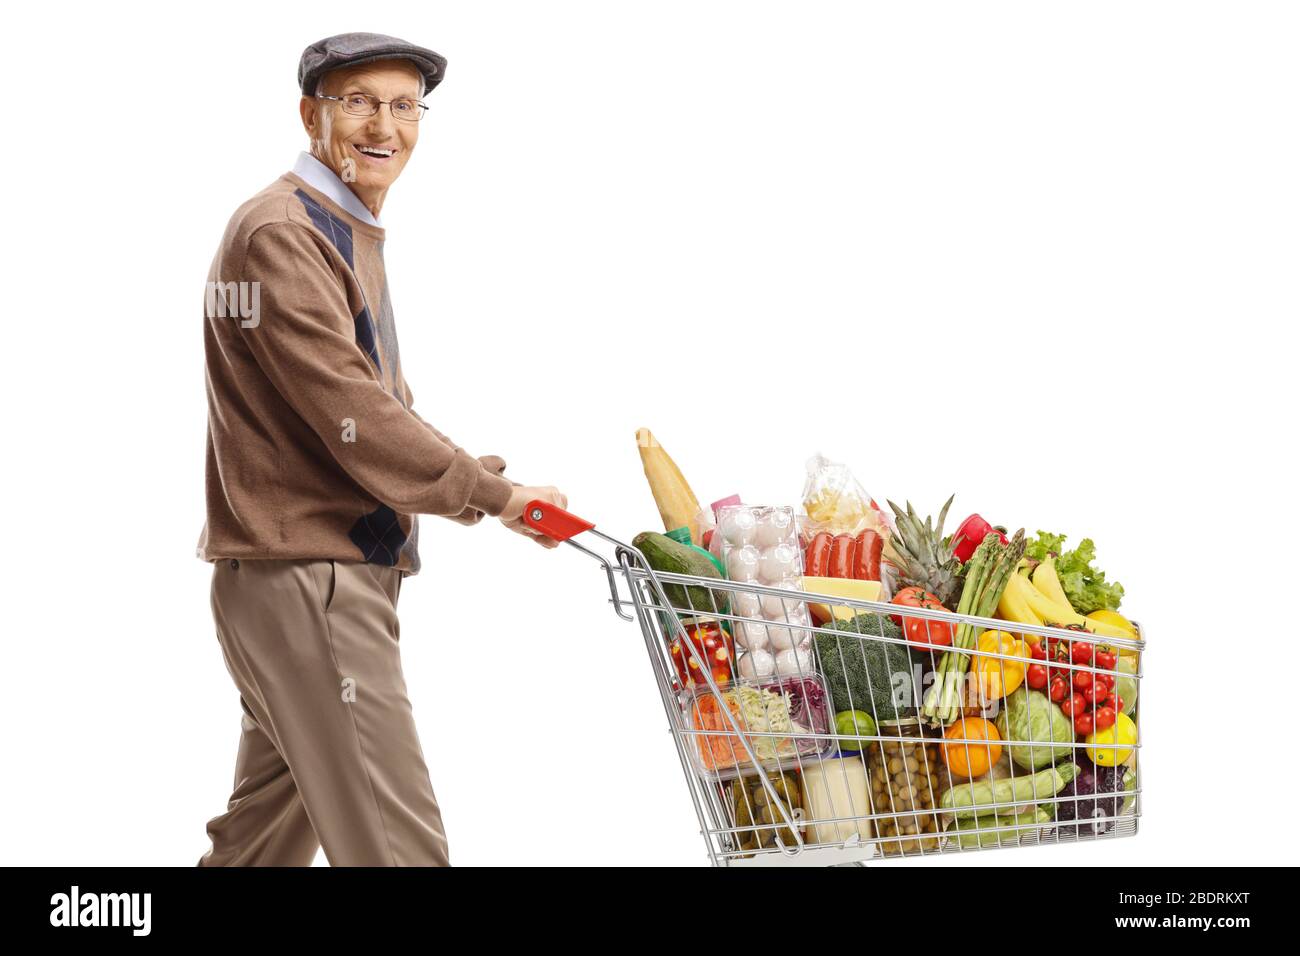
[{"x1": 998, "y1": 558, "x2": 1138, "y2": 649}]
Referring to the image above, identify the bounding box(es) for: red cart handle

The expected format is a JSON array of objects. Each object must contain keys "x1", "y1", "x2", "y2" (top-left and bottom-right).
[{"x1": 521, "y1": 499, "x2": 595, "y2": 542}]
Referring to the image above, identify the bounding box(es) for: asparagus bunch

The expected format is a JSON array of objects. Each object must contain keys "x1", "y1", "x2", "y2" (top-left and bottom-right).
[{"x1": 921, "y1": 528, "x2": 1027, "y2": 727}]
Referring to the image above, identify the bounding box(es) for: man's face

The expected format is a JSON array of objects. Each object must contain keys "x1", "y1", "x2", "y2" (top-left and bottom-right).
[{"x1": 303, "y1": 60, "x2": 423, "y2": 195}]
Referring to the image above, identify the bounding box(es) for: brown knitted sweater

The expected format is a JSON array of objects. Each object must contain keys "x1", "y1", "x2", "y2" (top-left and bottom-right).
[{"x1": 197, "y1": 171, "x2": 513, "y2": 574}]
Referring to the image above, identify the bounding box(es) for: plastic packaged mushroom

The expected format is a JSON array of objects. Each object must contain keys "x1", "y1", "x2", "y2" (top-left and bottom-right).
[
  {"x1": 715, "y1": 505, "x2": 812, "y2": 678},
  {"x1": 866, "y1": 719, "x2": 945, "y2": 855}
]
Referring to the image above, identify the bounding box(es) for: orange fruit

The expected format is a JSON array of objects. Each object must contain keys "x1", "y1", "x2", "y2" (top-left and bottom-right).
[{"x1": 942, "y1": 717, "x2": 1003, "y2": 779}]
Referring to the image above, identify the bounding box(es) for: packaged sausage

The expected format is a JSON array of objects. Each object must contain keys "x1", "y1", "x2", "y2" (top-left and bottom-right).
[{"x1": 801, "y1": 454, "x2": 892, "y2": 586}]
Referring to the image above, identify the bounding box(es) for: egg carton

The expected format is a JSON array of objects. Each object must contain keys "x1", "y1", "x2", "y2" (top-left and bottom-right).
[{"x1": 715, "y1": 504, "x2": 814, "y2": 681}]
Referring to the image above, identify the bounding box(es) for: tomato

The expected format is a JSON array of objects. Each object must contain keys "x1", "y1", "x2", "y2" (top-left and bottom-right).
[
  {"x1": 1094, "y1": 649, "x2": 1117, "y2": 670},
  {"x1": 1072, "y1": 670, "x2": 1093, "y2": 691},
  {"x1": 1026, "y1": 663, "x2": 1048, "y2": 690},
  {"x1": 1030, "y1": 642, "x2": 1047, "y2": 661},
  {"x1": 1104, "y1": 693, "x2": 1124, "y2": 713},
  {"x1": 1095, "y1": 673, "x2": 1113, "y2": 691},
  {"x1": 1061, "y1": 693, "x2": 1086, "y2": 718},
  {"x1": 1071, "y1": 641, "x2": 1095, "y2": 666},
  {"x1": 1049, "y1": 678, "x2": 1068, "y2": 703},
  {"x1": 890, "y1": 587, "x2": 954, "y2": 649},
  {"x1": 1085, "y1": 682, "x2": 1108, "y2": 706},
  {"x1": 1074, "y1": 712, "x2": 1095, "y2": 736},
  {"x1": 1045, "y1": 637, "x2": 1077, "y2": 686},
  {"x1": 942, "y1": 717, "x2": 1003, "y2": 779},
  {"x1": 1093, "y1": 706, "x2": 1117, "y2": 731}
]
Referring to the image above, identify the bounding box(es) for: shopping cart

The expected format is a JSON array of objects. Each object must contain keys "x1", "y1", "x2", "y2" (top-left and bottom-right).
[{"x1": 523, "y1": 501, "x2": 1143, "y2": 868}]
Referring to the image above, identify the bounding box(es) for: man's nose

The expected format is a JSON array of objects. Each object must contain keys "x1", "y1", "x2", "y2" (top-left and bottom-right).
[{"x1": 365, "y1": 107, "x2": 397, "y2": 139}]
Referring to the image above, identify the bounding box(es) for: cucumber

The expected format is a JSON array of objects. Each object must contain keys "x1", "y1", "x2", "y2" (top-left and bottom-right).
[
  {"x1": 634, "y1": 531, "x2": 727, "y2": 614},
  {"x1": 941, "y1": 763, "x2": 1079, "y2": 819},
  {"x1": 946, "y1": 808, "x2": 1051, "y2": 848}
]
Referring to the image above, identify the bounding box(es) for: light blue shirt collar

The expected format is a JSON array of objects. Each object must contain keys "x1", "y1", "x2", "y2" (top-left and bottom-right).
[{"x1": 291, "y1": 151, "x2": 383, "y2": 228}]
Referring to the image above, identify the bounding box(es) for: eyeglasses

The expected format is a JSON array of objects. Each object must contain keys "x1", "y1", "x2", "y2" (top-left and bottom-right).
[{"x1": 317, "y1": 92, "x2": 428, "y2": 123}]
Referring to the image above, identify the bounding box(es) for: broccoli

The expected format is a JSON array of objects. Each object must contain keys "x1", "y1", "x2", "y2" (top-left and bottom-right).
[{"x1": 813, "y1": 613, "x2": 919, "y2": 723}]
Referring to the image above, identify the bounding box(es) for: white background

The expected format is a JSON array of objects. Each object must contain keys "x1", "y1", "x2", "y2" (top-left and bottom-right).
[{"x1": 2, "y1": 0, "x2": 1295, "y2": 866}]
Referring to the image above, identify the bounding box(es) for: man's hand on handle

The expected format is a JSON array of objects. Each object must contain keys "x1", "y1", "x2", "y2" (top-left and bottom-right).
[{"x1": 499, "y1": 485, "x2": 568, "y2": 549}]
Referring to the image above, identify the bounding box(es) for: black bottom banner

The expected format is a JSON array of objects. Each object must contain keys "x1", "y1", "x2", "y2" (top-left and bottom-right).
[{"x1": 5, "y1": 866, "x2": 1281, "y2": 940}]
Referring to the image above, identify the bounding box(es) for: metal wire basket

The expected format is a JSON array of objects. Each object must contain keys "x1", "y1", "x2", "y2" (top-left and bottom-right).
[{"x1": 524, "y1": 501, "x2": 1142, "y2": 867}]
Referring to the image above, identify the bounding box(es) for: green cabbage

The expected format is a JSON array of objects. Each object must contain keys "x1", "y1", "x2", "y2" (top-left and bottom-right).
[{"x1": 995, "y1": 688, "x2": 1076, "y2": 770}]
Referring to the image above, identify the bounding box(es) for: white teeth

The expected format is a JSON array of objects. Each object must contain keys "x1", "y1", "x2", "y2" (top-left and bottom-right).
[{"x1": 356, "y1": 145, "x2": 395, "y2": 157}]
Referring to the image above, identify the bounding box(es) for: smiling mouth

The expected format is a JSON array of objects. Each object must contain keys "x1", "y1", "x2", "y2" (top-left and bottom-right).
[{"x1": 351, "y1": 143, "x2": 398, "y2": 162}]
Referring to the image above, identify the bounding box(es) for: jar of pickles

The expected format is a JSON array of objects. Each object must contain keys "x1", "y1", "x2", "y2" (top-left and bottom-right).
[
  {"x1": 725, "y1": 772, "x2": 804, "y2": 856},
  {"x1": 866, "y1": 719, "x2": 944, "y2": 855}
]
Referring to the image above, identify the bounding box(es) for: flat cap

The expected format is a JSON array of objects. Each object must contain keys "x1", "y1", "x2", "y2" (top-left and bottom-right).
[{"x1": 298, "y1": 32, "x2": 447, "y2": 97}]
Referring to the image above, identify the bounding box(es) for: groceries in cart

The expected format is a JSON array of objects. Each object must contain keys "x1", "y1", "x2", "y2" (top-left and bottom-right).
[
  {"x1": 687, "y1": 675, "x2": 833, "y2": 775},
  {"x1": 630, "y1": 430, "x2": 1142, "y2": 861}
]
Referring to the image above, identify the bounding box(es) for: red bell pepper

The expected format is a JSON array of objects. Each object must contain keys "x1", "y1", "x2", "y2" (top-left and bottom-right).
[{"x1": 951, "y1": 514, "x2": 1008, "y2": 563}]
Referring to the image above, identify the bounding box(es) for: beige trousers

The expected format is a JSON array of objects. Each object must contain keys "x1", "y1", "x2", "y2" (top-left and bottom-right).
[{"x1": 198, "y1": 558, "x2": 450, "y2": 866}]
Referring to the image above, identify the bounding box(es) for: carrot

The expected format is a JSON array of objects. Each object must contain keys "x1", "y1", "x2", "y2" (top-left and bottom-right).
[{"x1": 693, "y1": 693, "x2": 747, "y2": 770}]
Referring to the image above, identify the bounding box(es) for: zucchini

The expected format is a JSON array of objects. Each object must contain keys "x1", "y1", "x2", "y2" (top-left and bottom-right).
[
  {"x1": 946, "y1": 808, "x2": 1051, "y2": 848},
  {"x1": 634, "y1": 531, "x2": 726, "y2": 614},
  {"x1": 941, "y1": 763, "x2": 1079, "y2": 819}
]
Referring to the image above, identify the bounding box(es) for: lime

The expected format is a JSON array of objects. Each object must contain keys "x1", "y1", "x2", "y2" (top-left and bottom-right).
[{"x1": 834, "y1": 710, "x2": 876, "y2": 753}]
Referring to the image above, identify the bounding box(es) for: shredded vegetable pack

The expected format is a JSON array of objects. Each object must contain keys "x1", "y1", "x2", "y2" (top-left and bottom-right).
[{"x1": 532, "y1": 433, "x2": 1142, "y2": 866}]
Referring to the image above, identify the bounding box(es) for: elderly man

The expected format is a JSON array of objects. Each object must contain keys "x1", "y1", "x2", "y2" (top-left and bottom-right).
[{"x1": 196, "y1": 33, "x2": 566, "y2": 866}]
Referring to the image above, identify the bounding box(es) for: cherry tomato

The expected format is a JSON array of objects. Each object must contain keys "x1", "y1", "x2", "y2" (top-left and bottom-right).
[
  {"x1": 1094, "y1": 649, "x2": 1117, "y2": 670},
  {"x1": 1085, "y1": 682, "x2": 1108, "y2": 706},
  {"x1": 1072, "y1": 670, "x2": 1093, "y2": 691},
  {"x1": 1095, "y1": 674, "x2": 1113, "y2": 692},
  {"x1": 1071, "y1": 641, "x2": 1095, "y2": 665},
  {"x1": 1049, "y1": 679, "x2": 1068, "y2": 703},
  {"x1": 1104, "y1": 693, "x2": 1124, "y2": 713},
  {"x1": 1061, "y1": 693, "x2": 1086, "y2": 717},
  {"x1": 1093, "y1": 706, "x2": 1117, "y2": 731},
  {"x1": 1074, "y1": 712, "x2": 1095, "y2": 736},
  {"x1": 1030, "y1": 642, "x2": 1047, "y2": 661},
  {"x1": 1026, "y1": 663, "x2": 1048, "y2": 689}
]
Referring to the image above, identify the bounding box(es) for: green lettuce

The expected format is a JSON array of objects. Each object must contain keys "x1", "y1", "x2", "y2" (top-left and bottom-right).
[{"x1": 1025, "y1": 531, "x2": 1124, "y2": 614}]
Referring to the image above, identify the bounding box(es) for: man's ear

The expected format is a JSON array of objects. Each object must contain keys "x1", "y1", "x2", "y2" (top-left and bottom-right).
[{"x1": 299, "y1": 95, "x2": 318, "y2": 137}]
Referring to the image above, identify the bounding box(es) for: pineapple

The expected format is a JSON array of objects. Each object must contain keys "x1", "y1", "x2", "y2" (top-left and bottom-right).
[{"x1": 885, "y1": 495, "x2": 964, "y2": 608}]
